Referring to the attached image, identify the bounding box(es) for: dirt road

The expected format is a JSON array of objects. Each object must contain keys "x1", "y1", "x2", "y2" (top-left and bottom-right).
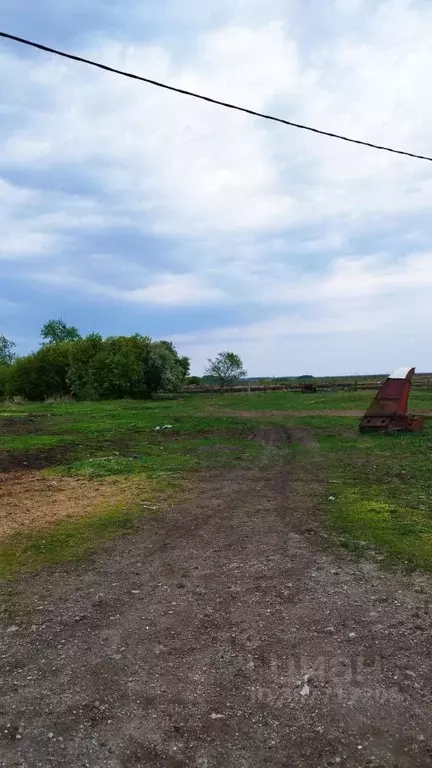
[{"x1": 1, "y1": 430, "x2": 431, "y2": 767}]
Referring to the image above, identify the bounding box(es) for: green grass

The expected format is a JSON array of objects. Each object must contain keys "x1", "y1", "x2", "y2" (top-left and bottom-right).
[
  {"x1": 51, "y1": 435, "x2": 264, "y2": 478},
  {"x1": 2, "y1": 391, "x2": 432, "y2": 576},
  {"x1": 0, "y1": 398, "x2": 276, "y2": 578},
  {"x1": 0, "y1": 433, "x2": 82, "y2": 451},
  {"x1": 2, "y1": 388, "x2": 432, "y2": 421},
  {"x1": 0, "y1": 502, "x2": 147, "y2": 580},
  {"x1": 0, "y1": 396, "x2": 278, "y2": 482},
  {"x1": 194, "y1": 388, "x2": 432, "y2": 412},
  {"x1": 301, "y1": 416, "x2": 432, "y2": 570}
]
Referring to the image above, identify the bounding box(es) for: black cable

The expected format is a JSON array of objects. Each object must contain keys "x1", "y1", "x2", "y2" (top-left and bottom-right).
[{"x1": 1, "y1": 30, "x2": 432, "y2": 163}]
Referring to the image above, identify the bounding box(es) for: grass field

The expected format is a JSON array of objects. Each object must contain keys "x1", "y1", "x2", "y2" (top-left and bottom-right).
[{"x1": 1, "y1": 388, "x2": 432, "y2": 577}]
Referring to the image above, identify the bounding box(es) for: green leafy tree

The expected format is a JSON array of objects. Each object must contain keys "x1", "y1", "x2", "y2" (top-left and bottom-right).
[
  {"x1": 41, "y1": 318, "x2": 81, "y2": 345},
  {"x1": 143, "y1": 341, "x2": 188, "y2": 396},
  {"x1": 0, "y1": 366, "x2": 9, "y2": 400},
  {"x1": 0, "y1": 335, "x2": 16, "y2": 366},
  {"x1": 66, "y1": 333, "x2": 106, "y2": 400},
  {"x1": 6, "y1": 343, "x2": 73, "y2": 401},
  {"x1": 4, "y1": 330, "x2": 190, "y2": 402},
  {"x1": 0, "y1": 335, "x2": 17, "y2": 399},
  {"x1": 68, "y1": 334, "x2": 154, "y2": 400},
  {"x1": 205, "y1": 351, "x2": 247, "y2": 392},
  {"x1": 159, "y1": 341, "x2": 190, "y2": 378},
  {"x1": 67, "y1": 334, "x2": 190, "y2": 400}
]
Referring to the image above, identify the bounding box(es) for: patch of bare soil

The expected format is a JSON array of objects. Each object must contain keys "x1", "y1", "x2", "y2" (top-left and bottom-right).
[
  {"x1": 253, "y1": 425, "x2": 317, "y2": 448},
  {"x1": 0, "y1": 431, "x2": 431, "y2": 767},
  {"x1": 0, "y1": 415, "x2": 49, "y2": 436},
  {"x1": 0, "y1": 444, "x2": 77, "y2": 473},
  {"x1": 0, "y1": 471, "x2": 150, "y2": 540},
  {"x1": 252, "y1": 425, "x2": 293, "y2": 444}
]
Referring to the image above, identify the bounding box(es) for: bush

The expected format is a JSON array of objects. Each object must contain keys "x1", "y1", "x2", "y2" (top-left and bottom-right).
[
  {"x1": 3, "y1": 333, "x2": 190, "y2": 402},
  {"x1": 0, "y1": 365, "x2": 10, "y2": 400},
  {"x1": 6, "y1": 343, "x2": 73, "y2": 401},
  {"x1": 186, "y1": 375, "x2": 202, "y2": 386},
  {"x1": 68, "y1": 335, "x2": 189, "y2": 400}
]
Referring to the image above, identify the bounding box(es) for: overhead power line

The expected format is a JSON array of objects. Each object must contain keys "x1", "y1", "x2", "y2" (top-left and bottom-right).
[{"x1": 1, "y1": 30, "x2": 431, "y2": 163}]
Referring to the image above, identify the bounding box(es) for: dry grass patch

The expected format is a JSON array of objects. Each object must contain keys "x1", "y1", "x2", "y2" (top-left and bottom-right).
[{"x1": 0, "y1": 470, "x2": 159, "y2": 541}]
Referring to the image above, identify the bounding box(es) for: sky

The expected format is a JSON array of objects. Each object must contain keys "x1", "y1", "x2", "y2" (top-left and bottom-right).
[{"x1": 1, "y1": 0, "x2": 432, "y2": 376}]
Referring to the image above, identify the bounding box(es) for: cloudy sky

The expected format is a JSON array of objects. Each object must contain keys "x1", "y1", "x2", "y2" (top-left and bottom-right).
[{"x1": 1, "y1": 0, "x2": 432, "y2": 375}]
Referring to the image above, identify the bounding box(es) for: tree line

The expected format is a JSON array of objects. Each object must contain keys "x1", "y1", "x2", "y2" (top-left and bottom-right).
[
  {"x1": 0, "y1": 320, "x2": 190, "y2": 401},
  {"x1": 0, "y1": 320, "x2": 248, "y2": 401}
]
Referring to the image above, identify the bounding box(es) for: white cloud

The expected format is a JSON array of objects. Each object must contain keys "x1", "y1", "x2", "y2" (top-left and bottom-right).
[
  {"x1": 121, "y1": 273, "x2": 225, "y2": 305},
  {"x1": 0, "y1": 179, "x2": 33, "y2": 207},
  {"x1": 258, "y1": 252, "x2": 432, "y2": 305},
  {"x1": 29, "y1": 267, "x2": 225, "y2": 306},
  {"x1": 0, "y1": 232, "x2": 57, "y2": 259},
  {"x1": 170, "y1": 248, "x2": 432, "y2": 374},
  {"x1": 5, "y1": 5, "x2": 432, "y2": 240},
  {"x1": 2, "y1": 0, "x2": 432, "y2": 372},
  {"x1": 171, "y1": 250, "x2": 432, "y2": 341},
  {"x1": 0, "y1": 180, "x2": 60, "y2": 260}
]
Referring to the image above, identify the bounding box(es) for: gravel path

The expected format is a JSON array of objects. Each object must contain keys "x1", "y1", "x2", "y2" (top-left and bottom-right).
[{"x1": 1, "y1": 430, "x2": 431, "y2": 767}]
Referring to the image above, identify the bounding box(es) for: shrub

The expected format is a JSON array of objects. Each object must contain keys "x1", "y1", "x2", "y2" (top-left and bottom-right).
[
  {"x1": 4, "y1": 333, "x2": 189, "y2": 402},
  {"x1": 68, "y1": 335, "x2": 189, "y2": 400},
  {"x1": 0, "y1": 365, "x2": 10, "y2": 400},
  {"x1": 6, "y1": 343, "x2": 73, "y2": 401},
  {"x1": 186, "y1": 375, "x2": 202, "y2": 386}
]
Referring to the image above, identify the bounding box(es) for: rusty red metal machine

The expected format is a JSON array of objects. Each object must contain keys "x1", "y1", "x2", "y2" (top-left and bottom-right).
[{"x1": 359, "y1": 367, "x2": 423, "y2": 433}]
